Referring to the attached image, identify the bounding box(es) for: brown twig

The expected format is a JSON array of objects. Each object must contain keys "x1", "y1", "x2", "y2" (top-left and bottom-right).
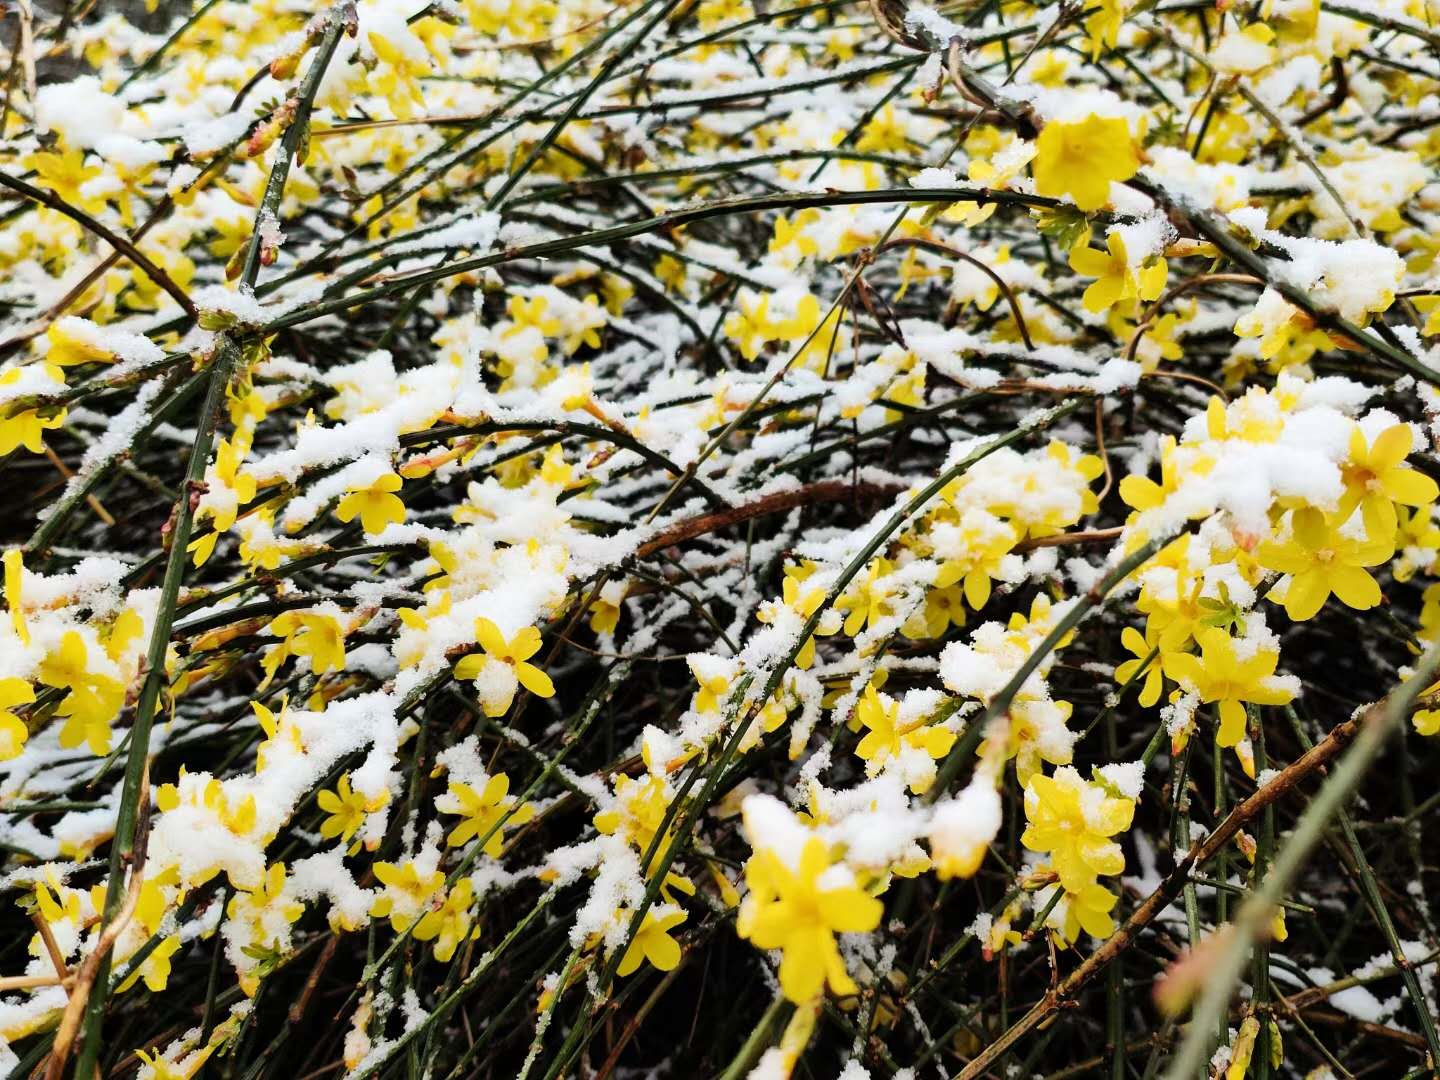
[
  {"x1": 1301, "y1": 1007, "x2": 1430, "y2": 1051},
  {"x1": 1297, "y1": 58, "x2": 1349, "y2": 128},
  {"x1": 289, "y1": 934, "x2": 340, "y2": 1026},
  {"x1": 1093, "y1": 397, "x2": 1114, "y2": 505},
  {"x1": 43, "y1": 765, "x2": 150, "y2": 1080},
  {"x1": 878, "y1": 236, "x2": 1035, "y2": 350},
  {"x1": 31, "y1": 911, "x2": 71, "y2": 987},
  {"x1": 1124, "y1": 273, "x2": 1262, "y2": 366},
  {"x1": 593, "y1": 961, "x2": 686, "y2": 1080},
  {"x1": 1142, "y1": 368, "x2": 1230, "y2": 401},
  {"x1": 42, "y1": 445, "x2": 114, "y2": 527},
  {"x1": 1013, "y1": 526, "x2": 1125, "y2": 554},
  {"x1": 633, "y1": 478, "x2": 906, "y2": 559},
  {"x1": 0, "y1": 171, "x2": 197, "y2": 319},
  {"x1": 0, "y1": 973, "x2": 67, "y2": 992}
]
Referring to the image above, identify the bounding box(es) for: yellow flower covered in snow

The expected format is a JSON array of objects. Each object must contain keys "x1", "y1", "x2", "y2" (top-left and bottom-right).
[
  {"x1": 1162, "y1": 628, "x2": 1295, "y2": 745},
  {"x1": 1021, "y1": 766, "x2": 1134, "y2": 894},
  {"x1": 737, "y1": 835, "x2": 883, "y2": 1003},
  {"x1": 1257, "y1": 507, "x2": 1393, "y2": 621},
  {"x1": 0, "y1": 366, "x2": 67, "y2": 455},
  {"x1": 370, "y1": 858, "x2": 445, "y2": 932},
  {"x1": 853, "y1": 685, "x2": 956, "y2": 792},
  {"x1": 40, "y1": 630, "x2": 126, "y2": 755},
  {"x1": 440, "y1": 774, "x2": 535, "y2": 855},
  {"x1": 616, "y1": 907, "x2": 686, "y2": 976},
  {"x1": 453, "y1": 617, "x2": 555, "y2": 715}
]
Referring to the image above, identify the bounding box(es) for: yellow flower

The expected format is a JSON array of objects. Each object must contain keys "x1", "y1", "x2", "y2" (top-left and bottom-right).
[
  {"x1": 932, "y1": 510, "x2": 1020, "y2": 612},
  {"x1": 1039, "y1": 876, "x2": 1122, "y2": 943},
  {"x1": 1257, "y1": 507, "x2": 1393, "y2": 621},
  {"x1": 1084, "y1": 0, "x2": 1124, "y2": 55},
  {"x1": 1020, "y1": 767, "x2": 1134, "y2": 894},
  {"x1": 856, "y1": 103, "x2": 909, "y2": 154},
  {"x1": 118, "y1": 934, "x2": 182, "y2": 993},
  {"x1": 905, "y1": 583, "x2": 966, "y2": 640},
  {"x1": 927, "y1": 780, "x2": 1001, "y2": 880},
  {"x1": 336, "y1": 471, "x2": 406, "y2": 535},
  {"x1": 1032, "y1": 115, "x2": 1141, "y2": 212},
  {"x1": 757, "y1": 576, "x2": 828, "y2": 668},
  {"x1": 370, "y1": 859, "x2": 445, "y2": 931},
  {"x1": 836, "y1": 557, "x2": 896, "y2": 636},
  {"x1": 227, "y1": 862, "x2": 304, "y2": 939},
  {"x1": 946, "y1": 137, "x2": 1036, "y2": 226},
  {"x1": 655, "y1": 253, "x2": 686, "y2": 292},
  {"x1": 1119, "y1": 435, "x2": 1213, "y2": 516},
  {"x1": 26, "y1": 148, "x2": 103, "y2": 210},
  {"x1": 616, "y1": 908, "x2": 686, "y2": 976},
  {"x1": 39, "y1": 631, "x2": 126, "y2": 755},
  {"x1": 725, "y1": 291, "x2": 777, "y2": 360},
  {"x1": 1068, "y1": 231, "x2": 1167, "y2": 313},
  {"x1": 769, "y1": 211, "x2": 819, "y2": 262},
  {"x1": 592, "y1": 773, "x2": 695, "y2": 896},
  {"x1": 1162, "y1": 628, "x2": 1294, "y2": 746},
  {"x1": 134, "y1": 1043, "x2": 216, "y2": 1080},
  {"x1": 595, "y1": 774, "x2": 671, "y2": 849},
  {"x1": 267, "y1": 610, "x2": 347, "y2": 676},
  {"x1": 413, "y1": 879, "x2": 477, "y2": 962},
  {"x1": 453, "y1": 616, "x2": 555, "y2": 715},
  {"x1": 131, "y1": 866, "x2": 180, "y2": 937},
  {"x1": 0, "y1": 678, "x2": 33, "y2": 761},
  {"x1": 440, "y1": 774, "x2": 535, "y2": 855},
  {"x1": 1393, "y1": 503, "x2": 1440, "y2": 582},
  {"x1": 0, "y1": 366, "x2": 67, "y2": 455},
  {"x1": 1338, "y1": 423, "x2": 1438, "y2": 540},
  {"x1": 158, "y1": 777, "x2": 259, "y2": 843},
  {"x1": 685, "y1": 654, "x2": 737, "y2": 715},
  {"x1": 737, "y1": 836, "x2": 883, "y2": 1003},
  {"x1": 1114, "y1": 626, "x2": 1163, "y2": 707},
  {"x1": 252, "y1": 698, "x2": 302, "y2": 771},
  {"x1": 367, "y1": 32, "x2": 428, "y2": 118},
  {"x1": 588, "y1": 581, "x2": 628, "y2": 635},
  {"x1": 45, "y1": 318, "x2": 115, "y2": 366},
  {"x1": 853, "y1": 685, "x2": 956, "y2": 792},
  {"x1": 561, "y1": 294, "x2": 606, "y2": 355},
  {"x1": 1414, "y1": 705, "x2": 1440, "y2": 736},
  {"x1": 317, "y1": 773, "x2": 385, "y2": 847},
  {"x1": 505, "y1": 295, "x2": 560, "y2": 337},
  {"x1": 190, "y1": 438, "x2": 257, "y2": 566},
  {"x1": 103, "y1": 608, "x2": 143, "y2": 664}
]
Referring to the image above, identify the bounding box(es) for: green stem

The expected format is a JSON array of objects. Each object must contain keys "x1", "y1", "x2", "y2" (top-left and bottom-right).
[
  {"x1": 70, "y1": 336, "x2": 241, "y2": 1077},
  {"x1": 716, "y1": 994, "x2": 790, "y2": 1080}
]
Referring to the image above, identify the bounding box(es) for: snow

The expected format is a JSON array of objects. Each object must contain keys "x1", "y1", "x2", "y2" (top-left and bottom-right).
[
  {"x1": 35, "y1": 76, "x2": 125, "y2": 150},
  {"x1": 1098, "y1": 761, "x2": 1145, "y2": 800},
  {"x1": 180, "y1": 110, "x2": 255, "y2": 158},
  {"x1": 905, "y1": 5, "x2": 968, "y2": 46},
  {"x1": 929, "y1": 779, "x2": 1002, "y2": 858}
]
